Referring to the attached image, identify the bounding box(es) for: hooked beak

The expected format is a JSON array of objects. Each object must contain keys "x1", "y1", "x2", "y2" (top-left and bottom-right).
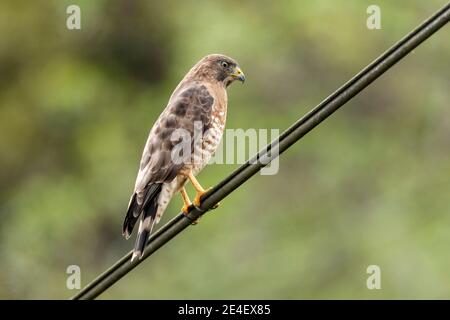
[{"x1": 231, "y1": 66, "x2": 245, "y2": 83}]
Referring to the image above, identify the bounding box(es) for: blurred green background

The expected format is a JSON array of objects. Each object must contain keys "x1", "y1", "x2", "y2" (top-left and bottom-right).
[{"x1": 0, "y1": 0, "x2": 449, "y2": 299}]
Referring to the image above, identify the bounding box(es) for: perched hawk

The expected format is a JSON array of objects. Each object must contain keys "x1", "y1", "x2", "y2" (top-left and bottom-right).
[{"x1": 123, "y1": 54, "x2": 245, "y2": 260}]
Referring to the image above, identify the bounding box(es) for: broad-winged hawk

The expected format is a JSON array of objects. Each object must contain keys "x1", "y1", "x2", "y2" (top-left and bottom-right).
[{"x1": 123, "y1": 54, "x2": 245, "y2": 260}]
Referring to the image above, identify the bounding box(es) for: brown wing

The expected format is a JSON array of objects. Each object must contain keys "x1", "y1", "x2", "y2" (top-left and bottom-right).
[
  {"x1": 134, "y1": 83, "x2": 214, "y2": 197},
  {"x1": 123, "y1": 83, "x2": 215, "y2": 238}
]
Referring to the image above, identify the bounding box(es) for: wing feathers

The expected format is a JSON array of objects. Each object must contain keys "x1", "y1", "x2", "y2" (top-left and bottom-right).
[
  {"x1": 122, "y1": 183, "x2": 161, "y2": 239},
  {"x1": 124, "y1": 84, "x2": 215, "y2": 259}
]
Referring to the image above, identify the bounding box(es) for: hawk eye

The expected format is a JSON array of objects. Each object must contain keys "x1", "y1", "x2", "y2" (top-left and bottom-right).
[{"x1": 221, "y1": 61, "x2": 229, "y2": 68}]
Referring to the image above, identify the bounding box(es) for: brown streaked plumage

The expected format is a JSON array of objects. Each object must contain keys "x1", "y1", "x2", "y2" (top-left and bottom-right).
[{"x1": 123, "y1": 54, "x2": 245, "y2": 260}]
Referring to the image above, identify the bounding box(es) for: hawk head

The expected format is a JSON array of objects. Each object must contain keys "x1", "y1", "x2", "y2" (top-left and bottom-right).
[{"x1": 190, "y1": 54, "x2": 245, "y2": 87}]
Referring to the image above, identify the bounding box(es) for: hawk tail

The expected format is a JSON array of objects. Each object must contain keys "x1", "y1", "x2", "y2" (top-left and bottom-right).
[
  {"x1": 123, "y1": 193, "x2": 140, "y2": 239},
  {"x1": 122, "y1": 184, "x2": 162, "y2": 261},
  {"x1": 131, "y1": 198, "x2": 158, "y2": 261}
]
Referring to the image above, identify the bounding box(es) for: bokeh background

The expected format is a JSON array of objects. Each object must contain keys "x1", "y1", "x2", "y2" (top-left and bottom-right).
[{"x1": 0, "y1": 0, "x2": 449, "y2": 299}]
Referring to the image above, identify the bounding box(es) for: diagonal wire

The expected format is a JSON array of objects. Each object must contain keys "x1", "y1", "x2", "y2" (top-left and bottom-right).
[{"x1": 71, "y1": 2, "x2": 450, "y2": 300}]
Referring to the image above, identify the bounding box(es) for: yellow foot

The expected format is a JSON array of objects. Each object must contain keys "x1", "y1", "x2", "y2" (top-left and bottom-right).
[
  {"x1": 181, "y1": 204, "x2": 191, "y2": 215},
  {"x1": 193, "y1": 189, "x2": 220, "y2": 210},
  {"x1": 193, "y1": 188, "x2": 212, "y2": 207},
  {"x1": 181, "y1": 205, "x2": 200, "y2": 225}
]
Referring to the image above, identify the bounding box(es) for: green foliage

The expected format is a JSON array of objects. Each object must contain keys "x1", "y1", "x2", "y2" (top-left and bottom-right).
[{"x1": 0, "y1": 0, "x2": 449, "y2": 299}]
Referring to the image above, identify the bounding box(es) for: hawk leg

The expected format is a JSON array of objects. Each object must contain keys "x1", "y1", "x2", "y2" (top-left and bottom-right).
[
  {"x1": 180, "y1": 186, "x2": 192, "y2": 214},
  {"x1": 180, "y1": 185, "x2": 202, "y2": 225},
  {"x1": 188, "y1": 171, "x2": 208, "y2": 207},
  {"x1": 188, "y1": 172, "x2": 220, "y2": 209}
]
